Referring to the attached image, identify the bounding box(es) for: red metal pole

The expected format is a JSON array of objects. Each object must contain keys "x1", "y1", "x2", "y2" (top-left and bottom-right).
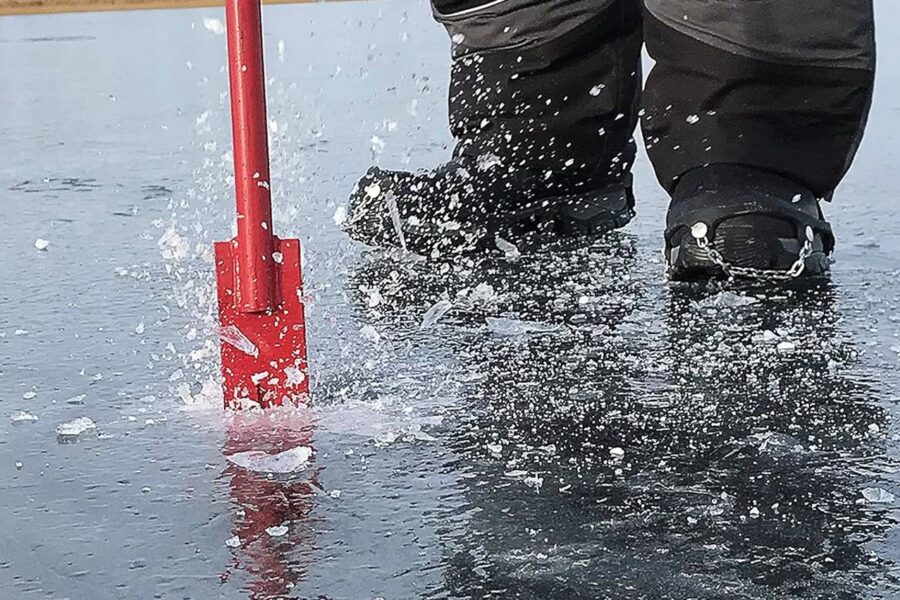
[{"x1": 225, "y1": 0, "x2": 276, "y2": 313}]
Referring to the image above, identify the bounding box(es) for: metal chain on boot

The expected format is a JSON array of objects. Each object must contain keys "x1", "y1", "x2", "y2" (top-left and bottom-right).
[{"x1": 689, "y1": 222, "x2": 815, "y2": 281}]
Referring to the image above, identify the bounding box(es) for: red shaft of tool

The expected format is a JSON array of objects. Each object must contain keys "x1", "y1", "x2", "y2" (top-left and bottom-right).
[{"x1": 226, "y1": 0, "x2": 276, "y2": 313}]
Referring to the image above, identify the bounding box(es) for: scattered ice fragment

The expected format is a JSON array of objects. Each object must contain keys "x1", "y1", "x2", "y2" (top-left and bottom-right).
[
  {"x1": 752, "y1": 330, "x2": 780, "y2": 345},
  {"x1": 476, "y1": 153, "x2": 502, "y2": 171},
  {"x1": 374, "y1": 430, "x2": 401, "y2": 447},
  {"x1": 34, "y1": 238, "x2": 50, "y2": 251},
  {"x1": 157, "y1": 227, "x2": 190, "y2": 261},
  {"x1": 225, "y1": 535, "x2": 242, "y2": 548},
  {"x1": 686, "y1": 114, "x2": 700, "y2": 124},
  {"x1": 524, "y1": 474, "x2": 544, "y2": 491},
  {"x1": 333, "y1": 205, "x2": 347, "y2": 226},
  {"x1": 364, "y1": 182, "x2": 381, "y2": 199},
  {"x1": 420, "y1": 300, "x2": 452, "y2": 330},
  {"x1": 329, "y1": 489, "x2": 342, "y2": 499},
  {"x1": 370, "y1": 135, "x2": 385, "y2": 154},
  {"x1": 504, "y1": 470, "x2": 529, "y2": 478},
  {"x1": 203, "y1": 17, "x2": 225, "y2": 35},
  {"x1": 749, "y1": 506, "x2": 760, "y2": 518},
  {"x1": 266, "y1": 525, "x2": 289, "y2": 537},
  {"x1": 141, "y1": 486, "x2": 151, "y2": 494},
  {"x1": 277, "y1": 39, "x2": 285, "y2": 62},
  {"x1": 862, "y1": 487, "x2": 895, "y2": 504},
  {"x1": 22, "y1": 391, "x2": 36, "y2": 400},
  {"x1": 697, "y1": 292, "x2": 758, "y2": 309},
  {"x1": 14, "y1": 329, "x2": 28, "y2": 335},
  {"x1": 776, "y1": 340, "x2": 797, "y2": 354},
  {"x1": 56, "y1": 416, "x2": 97, "y2": 437},
  {"x1": 10, "y1": 411, "x2": 38, "y2": 423},
  {"x1": 609, "y1": 447, "x2": 625, "y2": 459},
  {"x1": 486, "y1": 317, "x2": 559, "y2": 337},
  {"x1": 360, "y1": 325, "x2": 381, "y2": 344},
  {"x1": 589, "y1": 84, "x2": 605, "y2": 96},
  {"x1": 134, "y1": 321, "x2": 145, "y2": 335},
  {"x1": 66, "y1": 394, "x2": 86, "y2": 405},
  {"x1": 495, "y1": 236, "x2": 521, "y2": 260},
  {"x1": 218, "y1": 325, "x2": 259, "y2": 358},
  {"x1": 226, "y1": 446, "x2": 313, "y2": 474},
  {"x1": 486, "y1": 443, "x2": 503, "y2": 456},
  {"x1": 284, "y1": 366, "x2": 306, "y2": 387}
]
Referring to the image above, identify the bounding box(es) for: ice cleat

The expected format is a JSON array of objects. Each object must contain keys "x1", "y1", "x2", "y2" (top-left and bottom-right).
[
  {"x1": 342, "y1": 154, "x2": 635, "y2": 258},
  {"x1": 665, "y1": 165, "x2": 834, "y2": 281}
]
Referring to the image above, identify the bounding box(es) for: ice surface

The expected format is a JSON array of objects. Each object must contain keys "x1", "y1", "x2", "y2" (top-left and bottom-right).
[
  {"x1": 56, "y1": 416, "x2": 97, "y2": 437},
  {"x1": 226, "y1": 446, "x2": 313, "y2": 474}
]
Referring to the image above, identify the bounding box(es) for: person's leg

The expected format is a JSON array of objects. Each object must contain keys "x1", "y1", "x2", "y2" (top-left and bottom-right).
[
  {"x1": 641, "y1": 0, "x2": 876, "y2": 279},
  {"x1": 345, "y1": 0, "x2": 643, "y2": 256}
]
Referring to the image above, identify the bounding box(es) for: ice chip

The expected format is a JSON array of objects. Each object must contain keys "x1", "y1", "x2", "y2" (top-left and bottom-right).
[
  {"x1": 752, "y1": 330, "x2": 780, "y2": 345},
  {"x1": 56, "y1": 416, "x2": 97, "y2": 437},
  {"x1": 776, "y1": 340, "x2": 797, "y2": 354},
  {"x1": 333, "y1": 206, "x2": 347, "y2": 226},
  {"x1": 862, "y1": 487, "x2": 895, "y2": 504},
  {"x1": 524, "y1": 474, "x2": 544, "y2": 491},
  {"x1": 266, "y1": 525, "x2": 289, "y2": 537},
  {"x1": 134, "y1": 321, "x2": 145, "y2": 335},
  {"x1": 218, "y1": 325, "x2": 259, "y2": 358},
  {"x1": 486, "y1": 316, "x2": 558, "y2": 337},
  {"x1": 34, "y1": 238, "x2": 50, "y2": 251},
  {"x1": 225, "y1": 536, "x2": 242, "y2": 548},
  {"x1": 203, "y1": 17, "x2": 225, "y2": 35},
  {"x1": 697, "y1": 292, "x2": 759, "y2": 309},
  {"x1": 10, "y1": 411, "x2": 38, "y2": 423},
  {"x1": 226, "y1": 446, "x2": 313, "y2": 474},
  {"x1": 360, "y1": 325, "x2": 381, "y2": 344},
  {"x1": 420, "y1": 300, "x2": 452, "y2": 330},
  {"x1": 495, "y1": 236, "x2": 521, "y2": 259}
]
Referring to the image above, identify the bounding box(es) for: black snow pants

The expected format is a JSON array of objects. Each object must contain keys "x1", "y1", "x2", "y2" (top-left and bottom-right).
[{"x1": 432, "y1": 0, "x2": 876, "y2": 199}]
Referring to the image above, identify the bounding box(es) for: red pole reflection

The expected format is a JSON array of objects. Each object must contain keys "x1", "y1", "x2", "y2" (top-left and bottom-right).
[{"x1": 221, "y1": 407, "x2": 319, "y2": 598}]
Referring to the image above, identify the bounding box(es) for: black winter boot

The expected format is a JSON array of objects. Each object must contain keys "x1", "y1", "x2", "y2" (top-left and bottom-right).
[
  {"x1": 665, "y1": 165, "x2": 834, "y2": 281},
  {"x1": 343, "y1": 154, "x2": 634, "y2": 257}
]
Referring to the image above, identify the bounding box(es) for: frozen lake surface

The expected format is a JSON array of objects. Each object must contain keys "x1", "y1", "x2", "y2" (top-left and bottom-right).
[{"x1": 1, "y1": 1, "x2": 900, "y2": 598}]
